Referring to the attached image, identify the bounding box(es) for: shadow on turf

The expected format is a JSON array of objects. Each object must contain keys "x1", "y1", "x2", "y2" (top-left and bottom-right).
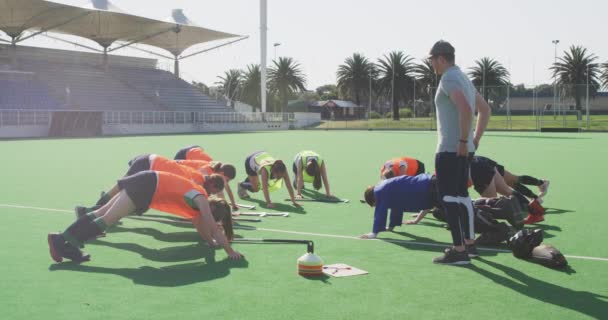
[
  {"x1": 91, "y1": 240, "x2": 215, "y2": 262},
  {"x1": 240, "y1": 198, "x2": 307, "y2": 214},
  {"x1": 49, "y1": 253, "x2": 249, "y2": 287},
  {"x1": 382, "y1": 230, "x2": 504, "y2": 257},
  {"x1": 544, "y1": 207, "x2": 575, "y2": 215},
  {"x1": 470, "y1": 258, "x2": 608, "y2": 320},
  {"x1": 107, "y1": 225, "x2": 200, "y2": 242}
]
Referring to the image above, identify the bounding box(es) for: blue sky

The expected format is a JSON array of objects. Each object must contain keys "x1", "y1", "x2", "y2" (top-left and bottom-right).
[{"x1": 12, "y1": 0, "x2": 608, "y2": 90}]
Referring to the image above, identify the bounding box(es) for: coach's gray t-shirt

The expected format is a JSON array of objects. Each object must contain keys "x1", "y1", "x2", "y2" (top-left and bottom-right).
[{"x1": 434, "y1": 65, "x2": 476, "y2": 153}]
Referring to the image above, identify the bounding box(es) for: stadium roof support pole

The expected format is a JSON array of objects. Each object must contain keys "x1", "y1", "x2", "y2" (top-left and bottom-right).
[
  {"x1": 260, "y1": 0, "x2": 267, "y2": 113},
  {"x1": 13, "y1": 11, "x2": 92, "y2": 44},
  {"x1": 174, "y1": 55, "x2": 180, "y2": 78},
  {"x1": 178, "y1": 36, "x2": 249, "y2": 60},
  {"x1": 106, "y1": 26, "x2": 176, "y2": 53},
  {"x1": 42, "y1": 33, "x2": 103, "y2": 53}
]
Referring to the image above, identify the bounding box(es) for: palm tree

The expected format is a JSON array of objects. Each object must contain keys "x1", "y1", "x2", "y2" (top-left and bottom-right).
[
  {"x1": 240, "y1": 64, "x2": 262, "y2": 111},
  {"x1": 468, "y1": 57, "x2": 510, "y2": 106},
  {"x1": 337, "y1": 53, "x2": 374, "y2": 106},
  {"x1": 376, "y1": 51, "x2": 416, "y2": 120},
  {"x1": 268, "y1": 57, "x2": 307, "y2": 112},
  {"x1": 600, "y1": 61, "x2": 608, "y2": 90},
  {"x1": 215, "y1": 69, "x2": 242, "y2": 108},
  {"x1": 413, "y1": 59, "x2": 439, "y2": 101},
  {"x1": 550, "y1": 45, "x2": 601, "y2": 109}
]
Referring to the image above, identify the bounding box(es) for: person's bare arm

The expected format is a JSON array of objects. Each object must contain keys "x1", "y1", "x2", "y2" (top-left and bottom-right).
[
  {"x1": 321, "y1": 162, "x2": 332, "y2": 197},
  {"x1": 405, "y1": 209, "x2": 430, "y2": 225},
  {"x1": 283, "y1": 174, "x2": 301, "y2": 207},
  {"x1": 296, "y1": 161, "x2": 304, "y2": 199},
  {"x1": 449, "y1": 90, "x2": 473, "y2": 156},
  {"x1": 473, "y1": 92, "x2": 491, "y2": 150},
  {"x1": 190, "y1": 196, "x2": 216, "y2": 246},
  {"x1": 193, "y1": 196, "x2": 242, "y2": 259},
  {"x1": 223, "y1": 178, "x2": 238, "y2": 210},
  {"x1": 260, "y1": 169, "x2": 273, "y2": 207}
]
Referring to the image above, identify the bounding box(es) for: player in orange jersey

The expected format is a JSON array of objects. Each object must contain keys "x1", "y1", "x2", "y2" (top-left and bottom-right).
[
  {"x1": 48, "y1": 171, "x2": 242, "y2": 263},
  {"x1": 380, "y1": 157, "x2": 426, "y2": 180},
  {"x1": 174, "y1": 145, "x2": 213, "y2": 162}
]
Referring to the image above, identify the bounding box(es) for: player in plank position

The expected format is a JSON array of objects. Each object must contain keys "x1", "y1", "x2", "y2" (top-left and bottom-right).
[
  {"x1": 78, "y1": 154, "x2": 225, "y2": 216},
  {"x1": 380, "y1": 157, "x2": 426, "y2": 180},
  {"x1": 176, "y1": 159, "x2": 239, "y2": 210},
  {"x1": 360, "y1": 174, "x2": 439, "y2": 239},
  {"x1": 174, "y1": 145, "x2": 213, "y2": 161},
  {"x1": 48, "y1": 170, "x2": 242, "y2": 263},
  {"x1": 469, "y1": 155, "x2": 547, "y2": 224},
  {"x1": 292, "y1": 150, "x2": 333, "y2": 199},
  {"x1": 238, "y1": 151, "x2": 300, "y2": 208}
]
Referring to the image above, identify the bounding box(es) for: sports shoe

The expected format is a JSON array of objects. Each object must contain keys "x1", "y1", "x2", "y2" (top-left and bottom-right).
[
  {"x1": 433, "y1": 248, "x2": 471, "y2": 265},
  {"x1": 48, "y1": 233, "x2": 65, "y2": 263},
  {"x1": 524, "y1": 214, "x2": 545, "y2": 224},
  {"x1": 62, "y1": 242, "x2": 91, "y2": 263},
  {"x1": 466, "y1": 244, "x2": 479, "y2": 258},
  {"x1": 237, "y1": 183, "x2": 250, "y2": 199},
  {"x1": 48, "y1": 233, "x2": 91, "y2": 263},
  {"x1": 538, "y1": 180, "x2": 550, "y2": 198}
]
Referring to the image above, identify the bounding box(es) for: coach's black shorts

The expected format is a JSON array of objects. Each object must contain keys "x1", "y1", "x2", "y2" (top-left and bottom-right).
[
  {"x1": 428, "y1": 175, "x2": 440, "y2": 207},
  {"x1": 117, "y1": 170, "x2": 157, "y2": 215},
  {"x1": 435, "y1": 152, "x2": 473, "y2": 199},
  {"x1": 174, "y1": 145, "x2": 201, "y2": 160},
  {"x1": 125, "y1": 154, "x2": 151, "y2": 177},
  {"x1": 470, "y1": 156, "x2": 505, "y2": 194}
]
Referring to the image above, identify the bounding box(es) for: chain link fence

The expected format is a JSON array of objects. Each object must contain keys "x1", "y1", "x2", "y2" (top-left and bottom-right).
[{"x1": 313, "y1": 84, "x2": 608, "y2": 131}]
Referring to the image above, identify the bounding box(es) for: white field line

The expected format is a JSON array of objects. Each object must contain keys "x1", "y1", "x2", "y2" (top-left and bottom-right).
[{"x1": 2, "y1": 203, "x2": 607, "y2": 262}]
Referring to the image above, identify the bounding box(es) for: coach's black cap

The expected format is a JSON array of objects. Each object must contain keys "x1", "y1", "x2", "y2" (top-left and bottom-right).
[{"x1": 428, "y1": 40, "x2": 455, "y2": 58}]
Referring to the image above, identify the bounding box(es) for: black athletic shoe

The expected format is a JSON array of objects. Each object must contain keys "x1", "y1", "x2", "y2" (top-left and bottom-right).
[
  {"x1": 62, "y1": 242, "x2": 91, "y2": 263},
  {"x1": 466, "y1": 244, "x2": 479, "y2": 258},
  {"x1": 433, "y1": 248, "x2": 471, "y2": 265},
  {"x1": 48, "y1": 233, "x2": 65, "y2": 263}
]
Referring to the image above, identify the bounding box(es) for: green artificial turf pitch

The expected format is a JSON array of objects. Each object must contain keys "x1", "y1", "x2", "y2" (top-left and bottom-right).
[{"x1": 1, "y1": 131, "x2": 607, "y2": 320}]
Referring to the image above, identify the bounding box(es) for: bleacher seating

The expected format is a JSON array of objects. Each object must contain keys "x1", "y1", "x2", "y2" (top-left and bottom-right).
[
  {"x1": 108, "y1": 66, "x2": 231, "y2": 112},
  {"x1": 0, "y1": 44, "x2": 233, "y2": 113},
  {"x1": 0, "y1": 78, "x2": 63, "y2": 110}
]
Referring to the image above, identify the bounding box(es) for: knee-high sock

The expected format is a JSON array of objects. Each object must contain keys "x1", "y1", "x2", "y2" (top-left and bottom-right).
[
  {"x1": 62, "y1": 213, "x2": 107, "y2": 248},
  {"x1": 518, "y1": 175, "x2": 543, "y2": 186},
  {"x1": 514, "y1": 183, "x2": 538, "y2": 199}
]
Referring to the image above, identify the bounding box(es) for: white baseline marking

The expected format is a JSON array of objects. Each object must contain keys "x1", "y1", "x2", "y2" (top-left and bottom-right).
[{"x1": 2, "y1": 203, "x2": 607, "y2": 262}]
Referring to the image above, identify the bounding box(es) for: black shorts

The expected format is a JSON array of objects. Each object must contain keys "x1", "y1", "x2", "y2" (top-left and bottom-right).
[
  {"x1": 416, "y1": 160, "x2": 426, "y2": 175},
  {"x1": 475, "y1": 156, "x2": 505, "y2": 176},
  {"x1": 435, "y1": 152, "x2": 473, "y2": 198},
  {"x1": 174, "y1": 145, "x2": 201, "y2": 160},
  {"x1": 117, "y1": 170, "x2": 158, "y2": 215},
  {"x1": 428, "y1": 175, "x2": 440, "y2": 208},
  {"x1": 470, "y1": 156, "x2": 496, "y2": 194},
  {"x1": 245, "y1": 151, "x2": 263, "y2": 176},
  {"x1": 125, "y1": 154, "x2": 151, "y2": 177}
]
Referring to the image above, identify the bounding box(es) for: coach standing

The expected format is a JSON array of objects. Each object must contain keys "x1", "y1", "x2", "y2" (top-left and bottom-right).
[{"x1": 429, "y1": 40, "x2": 491, "y2": 265}]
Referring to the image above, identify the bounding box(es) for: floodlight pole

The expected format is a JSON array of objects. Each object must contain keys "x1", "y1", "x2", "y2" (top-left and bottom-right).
[
  {"x1": 260, "y1": 0, "x2": 268, "y2": 113},
  {"x1": 552, "y1": 40, "x2": 559, "y2": 118},
  {"x1": 586, "y1": 63, "x2": 590, "y2": 129}
]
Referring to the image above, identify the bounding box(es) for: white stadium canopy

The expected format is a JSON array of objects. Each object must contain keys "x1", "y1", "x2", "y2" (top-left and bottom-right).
[{"x1": 0, "y1": 0, "x2": 246, "y2": 76}]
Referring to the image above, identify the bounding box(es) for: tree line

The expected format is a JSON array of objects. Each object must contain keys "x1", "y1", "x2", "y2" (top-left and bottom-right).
[{"x1": 208, "y1": 45, "x2": 608, "y2": 119}]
